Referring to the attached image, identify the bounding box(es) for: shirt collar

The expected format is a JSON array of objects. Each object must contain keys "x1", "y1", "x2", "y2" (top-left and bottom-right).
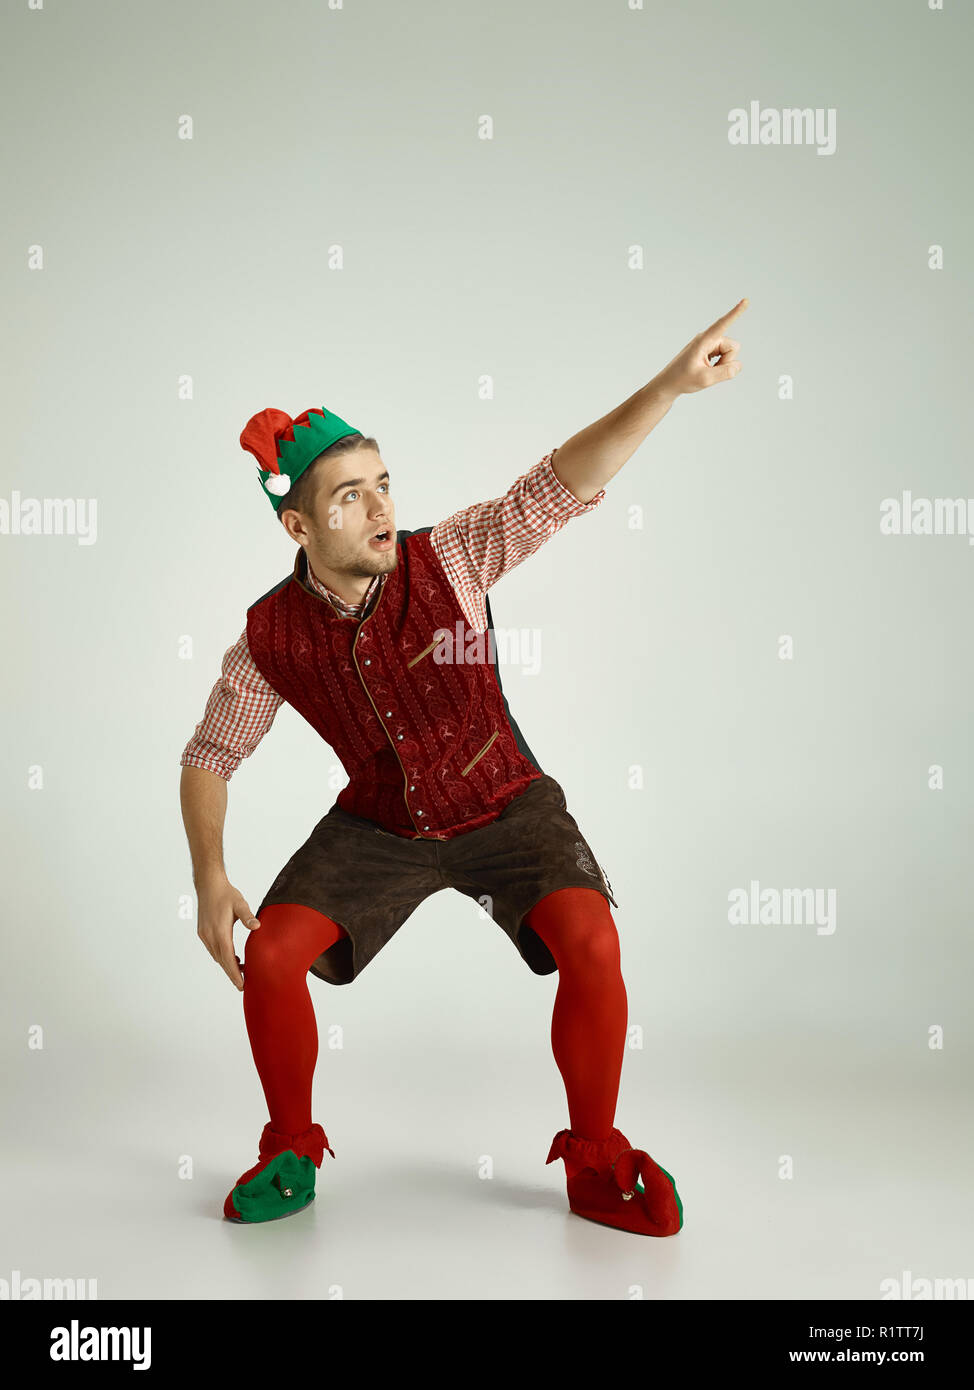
[{"x1": 305, "y1": 558, "x2": 383, "y2": 618}]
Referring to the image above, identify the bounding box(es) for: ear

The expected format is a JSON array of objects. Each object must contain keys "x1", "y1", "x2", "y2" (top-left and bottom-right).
[{"x1": 279, "y1": 507, "x2": 303, "y2": 542}]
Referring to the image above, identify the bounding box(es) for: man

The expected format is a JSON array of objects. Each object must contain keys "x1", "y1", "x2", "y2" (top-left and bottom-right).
[{"x1": 179, "y1": 298, "x2": 747, "y2": 1233}]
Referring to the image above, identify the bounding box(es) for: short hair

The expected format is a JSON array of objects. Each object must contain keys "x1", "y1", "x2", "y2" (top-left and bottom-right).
[{"x1": 277, "y1": 433, "x2": 379, "y2": 524}]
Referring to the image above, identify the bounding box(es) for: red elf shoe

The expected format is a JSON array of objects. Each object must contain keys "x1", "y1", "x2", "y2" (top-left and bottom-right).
[
  {"x1": 224, "y1": 1121, "x2": 335, "y2": 1224},
  {"x1": 545, "y1": 1127, "x2": 683, "y2": 1237}
]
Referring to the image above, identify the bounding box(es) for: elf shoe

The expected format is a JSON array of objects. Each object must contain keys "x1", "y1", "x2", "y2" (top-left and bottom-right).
[
  {"x1": 224, "y1": 1121, "x2": 335, "y2": 1224},
  {"x1": 545, "y1": 1127, "x2": 683, "y2": 1237}
]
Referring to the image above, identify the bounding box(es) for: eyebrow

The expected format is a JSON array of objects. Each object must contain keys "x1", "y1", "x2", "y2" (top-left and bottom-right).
[{"x1": 328, "y1": 470, "x2": 390, "y2": 500}]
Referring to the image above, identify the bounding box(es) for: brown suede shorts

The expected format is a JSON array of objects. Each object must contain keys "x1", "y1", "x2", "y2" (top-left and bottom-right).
[{"x1": 255, "y1": 773, "x2": 618, "y2": 986}]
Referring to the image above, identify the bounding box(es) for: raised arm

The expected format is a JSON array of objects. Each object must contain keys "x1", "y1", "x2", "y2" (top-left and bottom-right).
[
  {"x1": 551, "y1": 297, "x2": 748, "y2": 501},
  {"x1": 430, "y1": 298, "x2": 748, "y2": 624}
]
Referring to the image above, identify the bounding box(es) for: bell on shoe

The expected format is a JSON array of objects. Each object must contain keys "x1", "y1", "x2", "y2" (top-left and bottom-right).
[
  {"x1": 546, "y1": 1126, "x2": 683, "y2": 1237},
  {"x1": 224, "y1": 1121, "x2": 335, "y2": 1224}
]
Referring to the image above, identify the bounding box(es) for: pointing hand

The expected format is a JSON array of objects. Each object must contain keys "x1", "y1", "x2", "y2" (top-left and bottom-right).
[{"x1": 657, "y1": 297, "x2": 749, "y2": 398}]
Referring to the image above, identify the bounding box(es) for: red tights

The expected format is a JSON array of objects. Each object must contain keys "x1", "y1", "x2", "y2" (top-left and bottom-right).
[{"x1": 242, "y1": 886, "x2": 627, "y2": 1143}]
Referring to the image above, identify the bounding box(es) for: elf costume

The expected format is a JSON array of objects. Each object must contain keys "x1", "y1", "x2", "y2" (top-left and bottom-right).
[{"x1": 194, "y1": 405, "x2": 682, "y2": 1237}]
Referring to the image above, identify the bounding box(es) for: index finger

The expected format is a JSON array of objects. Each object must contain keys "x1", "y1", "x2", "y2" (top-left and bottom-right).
[
  {"x1": 220, "y1": 948, "x2": 245, "y2": 990},
  {"x1": 701, "y1": 297, "x2": 749, "y2": 340},
  {"x1": 214, "y1": 931, "x2": 245, "y2": 989}
]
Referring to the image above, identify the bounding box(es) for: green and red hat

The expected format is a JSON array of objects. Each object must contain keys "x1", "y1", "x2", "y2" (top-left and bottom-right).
[{"x1": 240, "y1": 406, "x2": 361, "y2": 512}]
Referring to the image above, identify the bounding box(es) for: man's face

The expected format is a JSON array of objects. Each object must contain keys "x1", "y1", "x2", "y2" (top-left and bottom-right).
[{"x1": 290, "y1": 446, "x2": 397, "y2": 580}]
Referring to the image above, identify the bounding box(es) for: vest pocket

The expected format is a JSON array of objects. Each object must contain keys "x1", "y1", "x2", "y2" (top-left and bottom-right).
[
  {"x1": 406, "y1": 630, "x2": 447, "y2": 668},
  {"x1": 460, "y1": 729, "x2": 499, "y2": 777}
]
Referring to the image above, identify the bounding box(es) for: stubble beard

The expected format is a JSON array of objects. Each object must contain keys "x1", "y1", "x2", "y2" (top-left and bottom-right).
[{"x1": 309, "y1": 528, "x2": 399, "y2": 582}]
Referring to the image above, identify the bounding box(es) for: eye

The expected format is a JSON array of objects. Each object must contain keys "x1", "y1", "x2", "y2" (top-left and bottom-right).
[{"x1": 343, "y1": 482, "x2": 390, "y2": 502}]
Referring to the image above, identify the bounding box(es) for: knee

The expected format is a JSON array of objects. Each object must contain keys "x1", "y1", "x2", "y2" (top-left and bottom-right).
[
  {"x1": 562, "y1": 918, "x2": 622, "y2": 975},
  {"x1": 242, "y1": 910, "x2": 301, "y2": 983},
  {"x1": 243, "y1": 902, "x2": 346, "y2": 987},
  {"x1": 242, "y1": 930, "x2": 283, "y2": 983},
  {"x1": 526, "y1": 889, "x2": 621, "y2": 974}
]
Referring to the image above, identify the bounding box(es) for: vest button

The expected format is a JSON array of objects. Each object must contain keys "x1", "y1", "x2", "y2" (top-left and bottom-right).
[
  {"x1": 363, "y1": 658, "x2": 371, "y2": 666},
  {"x1": 423, "y1": 826, "x2": 430, "y2": 831},
  {"x1": 408, "y1": 784, "x2": 415, "y2": 791},
  {"x1": 385, "y1": 711, "x2": 392, "y2": 717},
  {"x1": 416, "y1": 810, "x2": 424, "y2": 816},
  {"x1": 396, "y1": 733, "x2": 403, "y2": 740}
]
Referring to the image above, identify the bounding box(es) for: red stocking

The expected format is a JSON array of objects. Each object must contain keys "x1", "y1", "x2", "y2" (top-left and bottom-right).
[
  {"x1": 523, "y1": 887, "x2": 628, "y2": 1169},
  {"x1": 241, "y1": 903, "x2": 348, "y2": 1136}
]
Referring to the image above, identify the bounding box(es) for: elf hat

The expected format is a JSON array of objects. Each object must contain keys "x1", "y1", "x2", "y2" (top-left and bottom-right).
[{"x1": 240, "y1": 405, "x2": 361, "y2": 512}]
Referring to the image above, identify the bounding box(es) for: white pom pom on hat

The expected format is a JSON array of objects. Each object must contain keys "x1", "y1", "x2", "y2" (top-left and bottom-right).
[{"x1": 263, "y1": 473, "x2": 292, "y2": 496}]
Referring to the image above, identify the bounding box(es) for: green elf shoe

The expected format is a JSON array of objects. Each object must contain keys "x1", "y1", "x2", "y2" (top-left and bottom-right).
[{"x1": 224, "y1": 1121, "x2": 334, "y2": 1224}]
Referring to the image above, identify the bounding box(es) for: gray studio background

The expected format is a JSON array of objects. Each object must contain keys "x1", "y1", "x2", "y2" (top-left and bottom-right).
[{"x1": 2, "y1": 0, "x2": 971, "y2": 1301}]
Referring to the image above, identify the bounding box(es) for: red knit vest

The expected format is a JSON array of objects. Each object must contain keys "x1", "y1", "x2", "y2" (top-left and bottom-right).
[{"x1": 245, "y1": 528, "x2": 544, "y2": 839}]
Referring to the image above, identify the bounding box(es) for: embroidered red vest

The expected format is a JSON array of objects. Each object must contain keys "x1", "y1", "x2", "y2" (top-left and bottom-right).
[{"x1": 245, "y1": 527, "x2": 543, "y2": 839}]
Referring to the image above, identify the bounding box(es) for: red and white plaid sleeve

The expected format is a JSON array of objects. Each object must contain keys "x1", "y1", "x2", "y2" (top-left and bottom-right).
[
  {"x1": 429, "y1": 448, "x2": 604, "y2": 630},
  {"x1": 179, "y1": 628, "x2": 284, "y2": 780}
]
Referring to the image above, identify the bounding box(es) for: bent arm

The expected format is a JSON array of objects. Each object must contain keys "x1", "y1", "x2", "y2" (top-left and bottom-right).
[
  {"x1": 181, "y1": 761, "x2": 264, "y2": 992},
  {"x1": 178, "y1": 627, "x2": 284, "y2": 988},
  {"x1": 180, "y1": 764, "x2": 230, "y2": 888}
]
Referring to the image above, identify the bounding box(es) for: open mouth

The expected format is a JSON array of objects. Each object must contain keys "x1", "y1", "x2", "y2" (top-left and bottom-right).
[{"x1": 369, "y1": 529, "x2": 393, "y2": 550}]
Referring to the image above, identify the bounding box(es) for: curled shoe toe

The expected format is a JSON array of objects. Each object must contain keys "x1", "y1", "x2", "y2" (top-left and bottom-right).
[{"x1": 546, "y1": 1127, "x2": 683, "y2": 1237}]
